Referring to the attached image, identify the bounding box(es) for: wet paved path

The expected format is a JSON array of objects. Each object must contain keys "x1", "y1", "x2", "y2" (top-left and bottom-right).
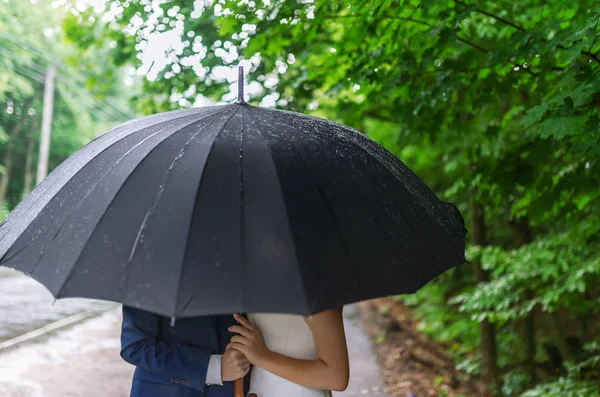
[
  {"x1": 0, "y1": 310, "x2": 133, "y2": 397},
  {"x1": 0, "y1": 268, "x2": 114, "y2": 344},
  {"x1": 335, "y1": 305, "x2": 390, "y2": 397}
]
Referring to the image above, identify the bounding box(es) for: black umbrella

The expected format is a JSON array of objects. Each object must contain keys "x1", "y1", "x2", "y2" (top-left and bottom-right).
[{"x1": 0, "y1": 70, "x2": 466, "y2": 319}]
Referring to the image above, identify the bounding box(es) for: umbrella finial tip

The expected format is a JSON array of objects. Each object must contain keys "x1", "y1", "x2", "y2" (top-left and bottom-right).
[{"x1": 237, "y1": 65, "x2": 246, "y2": 104}]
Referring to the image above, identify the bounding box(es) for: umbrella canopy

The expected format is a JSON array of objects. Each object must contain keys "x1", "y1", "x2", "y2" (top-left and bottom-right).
[{"x1": 0, "y1": 102, "x2": 466, "y2": 317}]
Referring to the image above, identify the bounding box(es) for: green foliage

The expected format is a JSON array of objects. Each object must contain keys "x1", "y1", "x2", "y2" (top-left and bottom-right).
[
  {"x1": 521, "y1": 378, "x2": 600, "y2": 397},
  {"x1": 452, "y1": 228, "x2": 600, "y2": 324},
  {"x1": 0, "y1": 0, "x2": 136, "y2": 208},
  {"x1": 0, "y1": 200, "x2": 9, "y2": 221},
  {"x1": 397, "y1": 275, "x2": 480, "y2": 361},
  {"x1": 522, "y1": 341, "x2": 600, "y2": 397}
]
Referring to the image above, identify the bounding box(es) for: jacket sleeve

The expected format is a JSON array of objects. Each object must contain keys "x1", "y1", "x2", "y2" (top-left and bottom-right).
[{"x1": 120, "y1": 306, "x2": 212, "y2": 392}]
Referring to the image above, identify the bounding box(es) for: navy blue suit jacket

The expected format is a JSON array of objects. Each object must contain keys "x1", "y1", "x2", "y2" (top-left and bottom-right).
[{"x1": 120, "y1": 306, "x2": 248, "y2": 397}]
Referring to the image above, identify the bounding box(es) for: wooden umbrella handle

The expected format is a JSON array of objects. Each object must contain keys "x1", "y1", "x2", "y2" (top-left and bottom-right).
[
  {"x1": 234, "y1": 378, "x2": 244, "y2": 397},
  {"x1": 234, "y1": 378, "x2": 257, "y2": 397}
]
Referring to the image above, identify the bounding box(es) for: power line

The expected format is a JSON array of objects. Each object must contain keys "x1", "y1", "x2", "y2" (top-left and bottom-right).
[
  {"x1": 54, "y1": 80, "x2": 121, "y2": 121},
  {"x1": 2, "y1": 68, "x2": 112, "y2": 121},
  {"x1": 55, "y1": 72, "x2": 132, "y2": 121},
  {"x1": 53, "y1": 67, "x2": 135, "y2": 120},
  {"x1": 0, "y1": 47, "x2": 48, "y2": 75},
  {"x1": 0, "y1": 48, "x2": 132, "y2": 122},
  {"x1": 0, "y1": 55, "x2": 112, "y2": 120},
  {"x1": 0, "y1": 58, "x2": 45, "y2": 83},
  {"x1": 0, "y1": 58, "x2": 120, "y2": 122},
  {"x1": 0, "y1": 33, "x2": 59, "y2": 66},
  {"x1": 0, "y1": 34, "x2": 135, "y2": 120}
]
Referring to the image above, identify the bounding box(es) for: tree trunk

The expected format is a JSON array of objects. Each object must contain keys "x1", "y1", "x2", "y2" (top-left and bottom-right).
[
  {"x1": 468, "y1": 193, "x2": 498, "y2": 391},
  {"x1": 509, "y1": 217, "x2": 536, "y2": 383},
  {"x1": 522, "y1": 290, "x2": 536, "y2": 380},
  {"x1": 36, "y1": 65, "x2": 56, "y2": 185},
  {"x1": 549, "y1": 312, "x2": 575, "y2": 363},
  {"x1": 22, "y1": 127, "x2": 36, "y2": 198},
  {"x1": 0, "y1": 125, "x2": 21, "y2": 206}
]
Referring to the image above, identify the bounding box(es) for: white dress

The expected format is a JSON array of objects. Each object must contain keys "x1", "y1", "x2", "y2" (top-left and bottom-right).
[{"x1": 247, "y1": 313, "x2": 332, "y2": 397}]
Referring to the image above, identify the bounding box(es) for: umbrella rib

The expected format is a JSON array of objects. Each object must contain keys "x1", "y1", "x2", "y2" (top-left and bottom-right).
[
  {"x1": 255, "y1": 112, "x2": 433, "y2": 298},
  {"x1": 0, "y1": 109, "x2": 224, "y2": 270},
  {"x1": 260, "y1": 108, "x2": 440, "y2": 220},
  {"x1": 309, "y1": 123, "x2": 431, "y2": 271},
  {"x1": 0, "y1": 237, "x2": 30, "y2": 264},
  {"x1": 171, "y1": 107, "x2": 241, "y2": 317},
  {"x1": 54, "y1": 107, "x2": 233, "y2": 299},
  {"x1": 269, "y1": 109, "x2": 423, "y2": 234},
  {"x1": 255, "y1": 109, "x2": 365, "y2": 310},
  {"x1": 337, "y1": 125, "x2": 438, "y2": 216},
  {"x1": 29, "y1": 113, "x2": 216, "y2": 284},
  {"x1": 239, "y1": 107, "x2": 246, "y2": 313},
  {"x1": 281, "y1": 113, "x2": 435, "y2": 290},
  {"x1": 0, "y1": 107, "x2": 218, "y2": 250},
  {"x1": 311, "y1": 121, "x2": 421, "y2": 236},
  {"x1": 321, "y1": 117, "x2": 447, "y2": 228},
  {"x1": 312, "y1": 125, "x2": 463, "y2": 287},
  {"x1": 118, "y1": 108, "x2": 237, "y2": 305},
  {"x1": 245, "y1": 108, "x2": 315, "y2": 314}
]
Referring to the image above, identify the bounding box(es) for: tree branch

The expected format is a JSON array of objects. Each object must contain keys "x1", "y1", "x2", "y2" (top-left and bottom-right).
[
  {"x1": 453, "y1": 0, "x2": 600, "y2": 65},
  {"x1": 582, "y1": 51, "x2": 600, "y2": 64},
  {"x1": 456, "y1": 38, "x2": 537, "y2": 76},
  {"x1": 454, "y1": 0, "x2": 526, "y2": 32},
  {"x1": 325, "y1": 14, "x2": 433, "y2": 28},
  {"x1": 457, "y1": 37, "x2": 490, "y2": 54},
  {"x1": 364, "y1": 111, "x2": 397, "y2": 123},
  {"x1": 327, "y1": 13, "x2": 537, "y2": 75}
]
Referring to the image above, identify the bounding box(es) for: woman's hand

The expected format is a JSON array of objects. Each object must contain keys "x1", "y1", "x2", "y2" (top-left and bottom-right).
[{"x1": 228, "y1": 314, "x2": 271, "y2": 366}]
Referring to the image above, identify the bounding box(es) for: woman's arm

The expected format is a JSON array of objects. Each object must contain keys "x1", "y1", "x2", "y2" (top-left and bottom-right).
[{"x1": 229, "y1": 310, "x2": 349, "y2": 391}]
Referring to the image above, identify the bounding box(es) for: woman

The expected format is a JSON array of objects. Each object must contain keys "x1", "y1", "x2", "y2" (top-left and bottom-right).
[{"x1": 228, "y1": 309, "x2": 350, "y2": 396}]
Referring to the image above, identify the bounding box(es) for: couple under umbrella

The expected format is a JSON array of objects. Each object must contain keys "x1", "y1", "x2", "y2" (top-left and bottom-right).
[{"x1": 0, "y1": 68, "x2": 466, "y2": 397}]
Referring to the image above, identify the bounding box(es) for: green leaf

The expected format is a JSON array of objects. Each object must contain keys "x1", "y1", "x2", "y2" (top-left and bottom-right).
[
  {"x1": 539, "y1": 116, "x2": 586, "y2": 139},
  {"x1": 571, "y1": 83, "x2": 596, "y2": 107},
  {"x1": 562, "y1": 41, "x2": 588, "y2": 64},
  {"x1": 521, "y1": 103, "x2": 549, "y2": 128},
  {"x1": 574, "y1": 194, "x2": 596, "y2": 210}
]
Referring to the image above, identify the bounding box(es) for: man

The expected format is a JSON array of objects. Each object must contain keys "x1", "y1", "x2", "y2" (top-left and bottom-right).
[{"x1": 120, "y1": 305, "x2": 251, "y2": 397}]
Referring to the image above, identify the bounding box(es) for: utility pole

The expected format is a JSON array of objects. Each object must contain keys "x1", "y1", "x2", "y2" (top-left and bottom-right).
[{"x1": 36, "y1": 64, "x2": 56, "y2": 185}]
